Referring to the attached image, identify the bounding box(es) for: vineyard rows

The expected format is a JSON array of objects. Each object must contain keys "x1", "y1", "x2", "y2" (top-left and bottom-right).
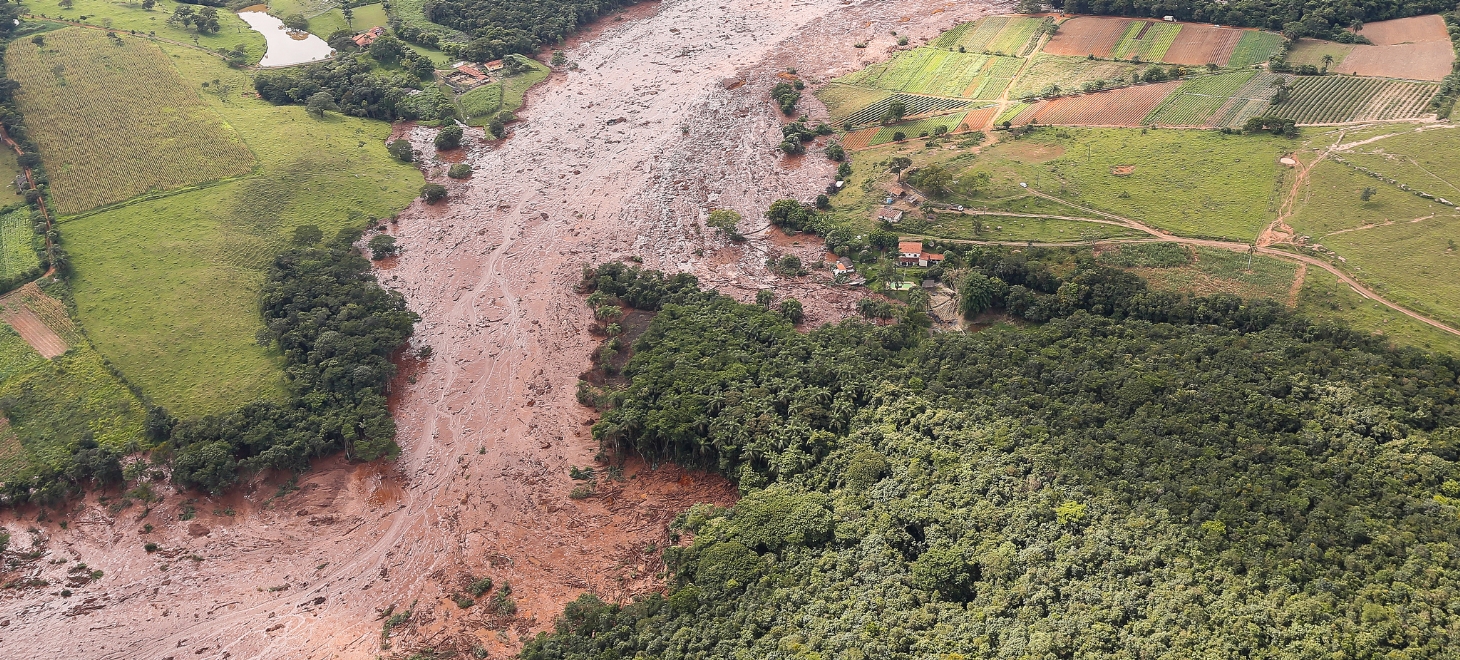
[
  {"x1": 1208, "y1": 72, "x2": 1289, "y2": 127},
  {"x1": 0, "y1": 208, "x2": 37, "y2": 284},
  {"x1": 1267, "y1": 76, "x2": 1438, "y2": 124},
  {"x1": 6, "y1": 29, "x2": 255, "y2": 214},
  {"x1": 1226, "y1": 31, "x2": 1286, "y2": 68},
  {"x1": 1145, "y1": 71, "x2": 1256, "y2": 126},
  {"x1": 841, "y1": 94, "x2": 976, "y2": 127},
  {"x1": 815, "y1": 84, "x2": 894, "y2": 121}
]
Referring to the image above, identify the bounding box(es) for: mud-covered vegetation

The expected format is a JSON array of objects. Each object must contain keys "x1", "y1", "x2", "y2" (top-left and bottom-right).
[{"x1": 526, "y1": 259, "x2": 1460, "y2": 659}]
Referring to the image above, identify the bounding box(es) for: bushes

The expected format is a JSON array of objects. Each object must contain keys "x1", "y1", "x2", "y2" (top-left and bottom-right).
[
  {"x1": 387, "y1": 139, "x2": 414, "y2": 162},
  {"x1": 434, "y1": 123, "x2": 464, "y2": 150},
  {"x1": 447, "y1": 163, "x2": 472, "y2": 179},
  {"x1": 420, "y1": 183, "x2": 447, "y2": 203},
  {"x1": 770, "y1": 82, "x2": 800, "y2": 115}
]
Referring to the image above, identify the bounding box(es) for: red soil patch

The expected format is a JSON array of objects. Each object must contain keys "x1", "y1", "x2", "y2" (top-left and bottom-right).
[
  {"x1": 0, "y1": 307, "x2": 65, "y2": 358},
  {"x1": 1333, "y1": 41, "x2": 1455, "y2": 81},
  {"x1": 1112, "y1": 164, "x2": 1135, "y2": 175},
  {"x1": 842, "y1": 125, "x2": 879, "y2": 150},
  {"x1": 959, "y1": 106, "x2": 998, "y2": 132},
  {"x1": 1161, "y1": 24, "x2": 1244, "y2": 66},
  {"x1": 999, "y1": 141, "x2": 1065, "y2": 162},
  {"x1": 1354, "y1": 15, "x2": 1450, "y2": 45},
  {"x1": 1029, "y1": 80, "x2": 1181, "y2": 126},
  {"x1": 1044, "y1": 16, "x2": 1132, "y2": 57}
]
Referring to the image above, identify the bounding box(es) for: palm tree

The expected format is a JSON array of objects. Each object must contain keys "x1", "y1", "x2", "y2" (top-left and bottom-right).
[{"x1": 1321, "y1": 53, "x2": 1333, "y2": 73}]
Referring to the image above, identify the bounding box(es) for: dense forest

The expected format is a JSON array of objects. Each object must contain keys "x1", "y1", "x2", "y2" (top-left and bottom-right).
[
  {"x1": 1, "y1": 229, "x2": 416, "y2": 504},
  {"x1": 422, "y1": 0, "x2": 635, "y2": 61},
  {"x1": 254, "y1": 53, "x2": 451, "y2": 121},
  {"x1": 523, "y1": 257, "x2": 1460, "y2": 658},
  {"x1": 1060, "y1": 0, "x2": 1451, "y2": 38}
]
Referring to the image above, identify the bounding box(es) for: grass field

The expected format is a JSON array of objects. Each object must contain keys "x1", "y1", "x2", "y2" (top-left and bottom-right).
[
  {"x1": 60, "y1": 41, "x2": 422, "y2": 417},
  {"x1": 869, "y1": 111, "x2": 969, "y2": 145},
  {"x1": 458, "y1": 58, "x2": 550, "y2": 125},
  {"x1": 1285, "y1": 39, "x2": 1354, "y2": 68},
  {"x1": 1321, "y1": 217, "x2": 1460, "y2": 329},
  {"x1": 1227, "y1": 30, "x2": 1286, "y2": 68},
  {"x1": 920, "y1": 212, "x2": 1142, "y2": 242},
  {"x1": 1285, "y1": 160, "x2": 1451, "y2": 237},
  {"x1": 0, "y1": 286, "x2": 145, "y2": 477},
  {"x1": 833, "y1": 49, "x2": 1019, "y2": 99},
  {"x1": 985, "y1": 16, "x2": 1046, "y2": 56},
  {"x1": 0, "y1": 207, "x2": 38, "y2": 285},
  {"x1": 7, "y1": 29, "x2": 256, "y2": 214},
  {"x1": 291, "y1": 2, "x2": 393, "y2": 43},
  {"x1": 1129, "y1": 245, "x2": 1298, "y2": 301},
  {"x1": 24, "y1": 0, "x2": 267, "y2": 59},
  {"x1": 1112, "y1": 21, "x2": 1180, "y2": 62},
  {"x1": 1267, "y1": 76, "x2": 1437, "y2": 124},
  {"x1": 930, "y1": 127, "x2": 1286, "y2": 240},
  {"x1": 1008, "y1": 54, "x2": 1142, "y2": 98},
  {"x1": 1297, "y1": 267, "x2": 1460, "y2": 354}
]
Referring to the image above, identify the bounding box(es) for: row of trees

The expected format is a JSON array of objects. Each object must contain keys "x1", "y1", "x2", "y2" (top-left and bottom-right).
[
  {"x1": 526, "y1": 256, "x2": 1460, "y2": 658},
  {"x1": 254, "y1": 54, "x2": 449, "y2": 120},
  {"x1": 1055, "y1": 0, "x2": 1445, "y2": 40},
  {"x1": 422, "y1": 0, "x2": 636, "y2": 62}
]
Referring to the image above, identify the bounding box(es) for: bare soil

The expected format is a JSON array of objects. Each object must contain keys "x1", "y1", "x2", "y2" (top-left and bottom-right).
[
  {"x1": 0, "y1": 306, "x2": 66, "y2": 358},
  {"x1": 0, "y1": 1, "x2": 1000, "y2": 658},
  {"x1": 1042, "y1": 16, "x2": 1131, "y2": 58},
  {"x1": 1333, "y1": 41, "x2": 1455, "y2": 81},
  {"x1": 1354, "y1": 15, "x2": 1450, "y2": 46},
  {"x1": 1160, "y1": 24, "x2": 1243, "y2": 67}
]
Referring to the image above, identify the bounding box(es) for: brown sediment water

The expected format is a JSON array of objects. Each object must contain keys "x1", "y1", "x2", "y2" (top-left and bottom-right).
[{"x1": 0, "y1": 1, "x2": 999, "y2": 658}]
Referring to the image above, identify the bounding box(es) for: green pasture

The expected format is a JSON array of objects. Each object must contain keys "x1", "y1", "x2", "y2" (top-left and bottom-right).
[
  {"x1": 1127, "y1": 245, "x2": 1298, "y2": 301},
  {"x1": 870, "y1": 111, "x2": 968, "y2": 146},
  {"x1": 0, "y1": 317, "x2": 146, "y2": 477},
  {"x1": 918, "y1": 212, "x2": 1141, "y2": 242},
  {"x1": 60, "y1": 42, "x2": 422, "y2": 418},
  {"x1": 291, "y1": 2, "x2": 393, "y2": 42},
  {"x1": 1321, "y1": 216, "x2": 1460, "y2": 329},
  {"x1": 1297, "y1": 266, "x2": 1460, "y2": 355},
  {"x1": 1284, "y1": 38, "x2": 1353, "y2": 69},
  {"x1": 932, "y1": 127, "x2": 1286, "y2": 240},
  {"x1": 24, "y1": 0, "x2": 267, "y2": 61},
  {"x1": 457, "y1": 58, "x2": 550, "y2": 125},
  {"x1": 1285, "y1": 160, "x2": 1450, "y2": 237}
]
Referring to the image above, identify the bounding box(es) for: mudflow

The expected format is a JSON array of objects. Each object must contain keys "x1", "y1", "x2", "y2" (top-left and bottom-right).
[{"x1": 0, "y1": 0, "x2": 997, "y2": 657}]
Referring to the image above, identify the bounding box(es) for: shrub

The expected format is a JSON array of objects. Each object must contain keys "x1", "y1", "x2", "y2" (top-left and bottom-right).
[
  {"x1": 447, "y1": 163, "x2": 472, "y2": 179},
  {"x1": 387, "y1": 139, "x2": 413, "y2": 162},
  {"x1": 778, "y1": 298, "x2": 803, "y2": 324},
  {"x1": 468, "y1": 577, "x2": 494, "y2": 597},
  {"x1": 420, "y1": 183, "x2": 447, "y2": 203},
  {"x1": 367, "y1": 234, "x2": 398, "y2": 260},
  {"x1": 435, "y1": 123, "x2": 464, "y2": 150}
]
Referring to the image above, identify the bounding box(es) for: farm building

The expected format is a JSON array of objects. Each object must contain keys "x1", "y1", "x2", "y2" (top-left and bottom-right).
[
  {"x1": 878, "y1": 209, "x2": 904, "y2": 224},
  {"x1": 352, "y1": 27, "x2": 385, "y2": 48},
  {"x1": 897, "y1": 241, "x2": 946, "y2": 267},
  {"x1": 485, "y1": 60, "x2": 505, "y2": 72},
  {"x1": 444, "y1": 62, "x2": 490, "y2": 90}
]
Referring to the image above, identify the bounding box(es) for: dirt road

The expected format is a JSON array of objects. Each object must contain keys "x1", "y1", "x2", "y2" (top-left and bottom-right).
[{"x1": 0, "y1": 1, "x2": 998, "y2": 658}]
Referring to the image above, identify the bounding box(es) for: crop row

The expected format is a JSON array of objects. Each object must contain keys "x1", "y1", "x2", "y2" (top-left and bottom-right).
[
  {"x1": 0, "y1": 208, "x2": 37, "y2": 283},
  {"x1": 958, "y1": 16, "x2": 1011, "y2": 52},
  {"x1": 1267, "y1": 76, "x2": 1438, "y2": 124},
  {"x1": 1226, "y1": 31, "x2": 1286, "y2": 68},
  {"x1": 1112, "y1": 21, "x2": 1180, "y2": 62},
  {"x1": 869, "y1": 111, "x2": 971, "y2": 146},
  {"x1": 841, "y1": 94, "x2": 975, "y2": 127},
  {"x1": 1144, "y1": 71, "x2": 1257, "y2": 126},
  {"x1": 7, "y1": 29, "x2": 255, "y2": 214}
]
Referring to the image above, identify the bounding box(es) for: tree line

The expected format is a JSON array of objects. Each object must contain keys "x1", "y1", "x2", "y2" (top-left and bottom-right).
[
  {"x1": 523, "y1": 257, "x2": 1460, "y2": 658},
  {"x1": 421, "y1": 0, "x2": 636, "y2": 62},
  {"x1": 1058, "y1": 0, "x2": 1447, "y2": 40}
]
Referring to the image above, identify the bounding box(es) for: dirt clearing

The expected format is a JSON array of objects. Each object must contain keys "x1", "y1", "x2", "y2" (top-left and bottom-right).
[
  {"x1": 1354, "y1": 15, "x2": 1451, "y2": 45},
  {"x1": 1334, "y1": 40, "x2": 1455, "y2": 81},
  {"x1": 0, "y1": 282, "x2": 71, "y2": 357},
  {"x1": 1043, "y1": 16, "x2": 1131, "y2": 57},
  {"x1": 1160, "y1": 24, "x2": 1243, "y2": 66},
  {"x1": 0, "y1": 1, "x2": 1000, "y2": 658}
]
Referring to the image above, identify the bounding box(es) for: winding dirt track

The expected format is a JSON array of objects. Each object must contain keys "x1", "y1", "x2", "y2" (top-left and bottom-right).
[{"x1": 0, "y1": 1, "x2": 996, "y2": 658}]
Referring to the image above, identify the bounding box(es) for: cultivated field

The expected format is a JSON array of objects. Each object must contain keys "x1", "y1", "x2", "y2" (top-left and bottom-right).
[
  {"x1": 1025, "y1": 81, "x2": 1182, "y2": 126},
  {"x1": 937, "y1": 15, "x2": 1049, "y2": 56},
  {"x1": 1145, "y1": 71, "x2": 1256, "y2": 126},
  {"x1": 840, "y1": 94, "x2": 975, "y2": 128},
  {"x1": 1226, "y1": 30, "x2": 1287, "y2": 68},
  {"x1": 1333, "y1": 40, "x2": 1456, "y2": 81},
  {"x1": 1112, "y1": 20, "x2": 1181, "y2": 62},
  {"x1": 958, "y1": 106, "x2": 998, "y2": 131},
  {"x1": 1043, "y1": 16, "x2": 1130, "y2": 57},
  {"x1": 63, "y1": 43, "x2": 421, "y2": 417},
  {"x1": 1355, "y1": 15, "x2": 1451, "y2": 45},
  {"x1": 457, "y1": 58, "x2": 551, "y2": 125},
  {"x1": 7, "y1": 29, "x2": 256, "y2": 214},
  {"x1": 1268, "y1": 76, "x2": 1437, "y2": 123},
  {"x1": 1207, "y1": 71, "x2": 1290, "y2": 128},
  {"x1": 0, "y1": 207, "x2": 37, "y2": 286},
  {"x1": 833, "y1": 48, "x2": 1020, "y2": 99},
  {"x1": 1009, "y1": 54, "x2": 1141, "y2": 98},
  {"x1": 869, "y1": 111, "x2": 970, "y2": 145},
  {"x1": 1161, "y1": 24, "x2": 1243, "y2": 66},
  {"x1": 816, "y1": 84, "x2": 894, "y2": 121}
]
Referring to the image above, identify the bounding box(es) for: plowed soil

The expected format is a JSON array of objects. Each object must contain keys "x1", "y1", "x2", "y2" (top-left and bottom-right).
[
  {"x1": 1029, "y1": 80, "x2": 1181, "y2": 126},
  {"x1": 1354, "y1": 15, "x2": 1450, "y2": 45},
  {"x1": 1161, "y1": 24, "x2": 1243, "y2": 66},
  {"x1": 0, "y1": 305, "x2": 66, "y2": 358},
  {"x1": 1042, "y1": 16, "x2": 1131, "y2": 57},
  {"x1": 0, "y1": 1, "x2": 998, "y2": 658},
  {"x1": 1334, "y1": 40, "x2": 1456, "y2": 81}
]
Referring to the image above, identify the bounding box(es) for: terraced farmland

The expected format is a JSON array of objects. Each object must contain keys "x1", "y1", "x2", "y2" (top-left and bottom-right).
[
  {"x1": 1145, "y1": 71, "x2": 1255, "y2": 126},
  {"x1": 6, "y1": 29, "x2": 255, "y2": 214},
  {"x1": 841, "y1": 94, "x2": 977, "y2": 127},
  {"x1": 1112, "y1": 21, "x2": 1181, "y2": 62},
  {"x1": 986, "y1": 16, "x2": 1048, "y2": 56},
  {"x1": 869, "y1": 111, "x2": 970, "y2": 146},
  {"x1": 1267, "y1": 76, "x2": 1437, "y2": 124}
]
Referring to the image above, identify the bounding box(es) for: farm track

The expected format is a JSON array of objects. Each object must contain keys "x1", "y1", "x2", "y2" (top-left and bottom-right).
[{"x1": 0, "y1": 1, "x2": 1002, "y2": 659}]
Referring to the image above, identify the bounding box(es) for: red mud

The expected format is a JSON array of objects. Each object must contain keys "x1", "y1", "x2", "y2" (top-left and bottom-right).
[{"x1": 0, "y1": 1, "x2": 1001, "y2": 658}]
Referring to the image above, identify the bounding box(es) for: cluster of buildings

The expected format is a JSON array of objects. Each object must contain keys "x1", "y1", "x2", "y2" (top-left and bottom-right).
[{"x1": 444, "y1": 60, "x2": 506, "y2": 91}]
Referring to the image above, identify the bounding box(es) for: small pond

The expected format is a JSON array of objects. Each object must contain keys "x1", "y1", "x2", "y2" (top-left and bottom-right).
[{"x1": 238, "y1": 11, "x2": 334, "y2": 68}]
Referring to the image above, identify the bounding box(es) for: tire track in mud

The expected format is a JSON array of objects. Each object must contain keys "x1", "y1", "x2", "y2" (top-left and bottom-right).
[{"x1": 0, "y1": 1, "x2": 1002, "y2": 658}]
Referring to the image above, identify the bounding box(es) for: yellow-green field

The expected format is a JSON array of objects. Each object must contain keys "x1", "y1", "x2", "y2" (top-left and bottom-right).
[
  {"x1": 61, "y1": 41, "x2": 422, "y2": 417},
  {"x1": 23, "y1": 0, "x2": 267, "y2": 59},
  {"x1": 7, "y1": 28, "x2": 255, "y2": 214}
]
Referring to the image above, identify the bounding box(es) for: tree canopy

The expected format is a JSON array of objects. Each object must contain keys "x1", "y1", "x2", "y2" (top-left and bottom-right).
[{"x1": 524, "y1": 259, "x2": 1460, "y2": 659}]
